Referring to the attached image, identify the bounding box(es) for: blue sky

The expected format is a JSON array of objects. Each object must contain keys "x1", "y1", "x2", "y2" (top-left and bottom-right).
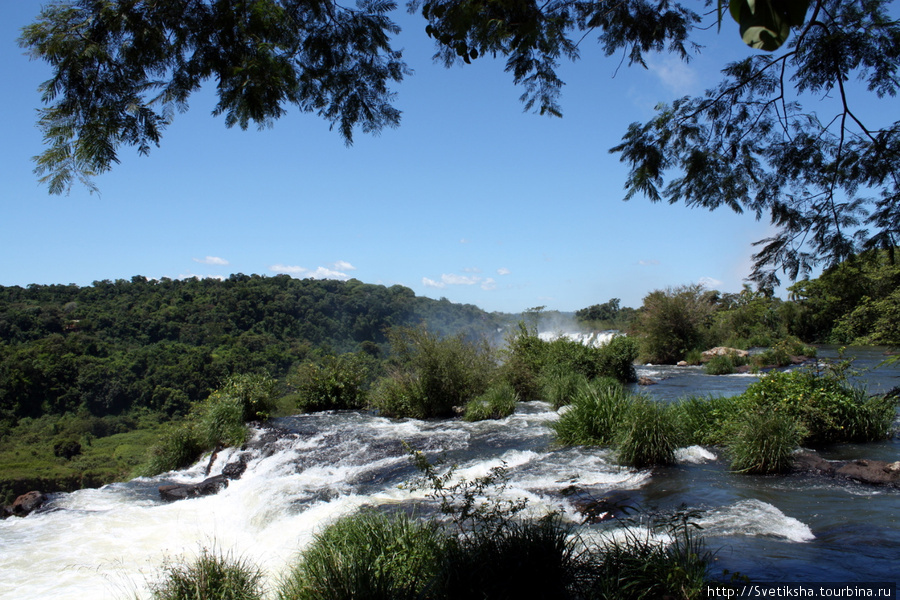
[{"x1": 2, "y1": 2, "x2": 796, "y2": 313}]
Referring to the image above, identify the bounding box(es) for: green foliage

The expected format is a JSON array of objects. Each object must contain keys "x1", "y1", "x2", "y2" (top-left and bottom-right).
[
  {"x1": 705, "y1": 354, "x2": 737, "y2": 375},
  {"x1": 551, "y1": 380, "x2": 632, "y2": 447},
  {"x1": 438, "y1": 514, "x2": 582, "y2": 600},
  {"x1": 670, "y1": 395, "x2": 741, "y2": 446},
  {"x1": 144, "y1": 421, "x2": 204, "y2": 475},
  {"x1": 738, "y1": 369, "x2": 894, "y2": 444},
  {"x1": 574, "y1": 298, "x2": 637, "y2": 330},
  {"x1": 291, "y1": 354, "x2": 370, "y2": 413},
  {"x1": 147, "y1": 546, "x2": 265, "y2": 600},
  {"x1": 370, "y1": 327, "x2": 496, "y2": 419},
  {"x1": 613, "y1": 4, "x2": 899, "y2": 288},
  {"x1": 539, "y1": 370, "x2": 591, "y2": 409},
  {"x1": 635, "y1": 285, "x2": 716, "y2": 364},
  {"x1": 615, "y1": 397, "x2": 679, "y2": 468},
  {"x1": 586, "y1": 512, "x2": 711, "y2": 600},
  {"x1": 20, "y1": 0, "x2": 408, "y2": 194},
  {"x1": 143, "y1": 373, "x2": 279, "y2": 475},
  {"x1": 463, "y1": 382, "x2": 518, "y2": 422},
  {"x1": 789, "y1": 249, "x2": 900, "y2": 344},
  {"x1": 276, "y1": 510, "x2": 444, "y2": 600},
  {"x1": 0, "y1": 276, "x2": 509, "y2": 427},
  {"x1": 727, "y1": 411, "x2": 803, "y2": 474}
]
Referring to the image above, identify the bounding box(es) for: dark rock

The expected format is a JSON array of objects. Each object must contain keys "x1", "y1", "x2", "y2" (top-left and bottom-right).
[
  {"x1": 793, "y1": 451, "x2": 900, "y2": 487},
  {"x1": 793, "y1": 451, "x2": 836, "y2": 475},
  {"x1": 835, "y1": 459, "x2": 900, "y2": 486},
  {"x1": 222, "y1": 455, "x2": 249, "y2": 480},
  {"x1": 158, "y1": 475, "x2": 229, "y2": 502},
  {"x1": 637, "y1": 377, "x2": 656, "y2": 386},
  {"x1": 6, "y1": 491, "x2": 47, "y2": 517},
  {"x1": 569, "y1": 490, "x2": 633, "y2": 524}
]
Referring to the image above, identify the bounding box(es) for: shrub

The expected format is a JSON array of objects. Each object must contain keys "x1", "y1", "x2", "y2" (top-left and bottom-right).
[
  {"x1": 371, "y1": 327, "x2": 496, "y2": 419},
  {"x1": 148, "y1": 546, "x2": 264, "y2": 600},
  {"x1": 539, "y1": 369, "x2": 590, "y2": 409},
  {"x1": 463, "y1": 382, "x2": 518, "y2": 421},
  {"x1": 197, "y1": 393, "x2": 247, "y2": 448},
  {"x1": 52, "y1": 437, "x2": 82, "y2": 460},
  {"x1": 439, "y1": 515, "x2": 583, "y2": 600},
  {"x1": 616, "y1": 397, "x2": 679, "y2": 468},
  {"x1": 738, "y1": 369, "x2": 894, "y2": 443},
  {"x1": 368, "y1": 371, "x2": 425, "y2": 419},
  {"x1": 551, "y1": 380, "x2": 632, "y2": 446},
  {"x1": 291, "y1": 354, "x2": 369, "y2": 412},
  {"x1": 727, "y1": 411, "x2": 802, "y2": 474},
  {"x1": 594, "y1": 335, "x2": 639, "y2": 383},
  {"x1": 276, "y1": 510, "x2": 444, "y2": 600},
  {"x1": 586, "y1": 513, "x2": 711, "y2": 600},
  {"x1": 705, "y1": 354, "x2": 736, "y2": 375},
  {"x1": 144, "y1": 421, "x2": 203, "y2": 475},
  {"x1": 634, "y1": 285, "x2": 715, "y2": 364},
  {"x1": 670, "y1": 395, "x2": 741, "y2": 446}
]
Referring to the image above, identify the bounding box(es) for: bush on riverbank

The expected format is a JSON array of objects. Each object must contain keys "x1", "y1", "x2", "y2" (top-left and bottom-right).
[
  {"x1": 290, "y1": 354, "x2": 371, "y2": 412},
  {"x1": 463, "y1": 382, "x2": 518, "y2": 421},
  {"x1": 143, "y1": 373, "x2": 277, "y2": 476}
]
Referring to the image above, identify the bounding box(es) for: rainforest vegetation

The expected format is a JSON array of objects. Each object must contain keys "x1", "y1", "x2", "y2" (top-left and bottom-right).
[{"x1": 1, "y1": 248, "x2": 898, "y2": 501}]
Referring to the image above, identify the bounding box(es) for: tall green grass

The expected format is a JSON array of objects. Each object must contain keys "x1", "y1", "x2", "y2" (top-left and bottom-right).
[
  {"x1": 615, "y1": 397, "x2": 679, "y2": 468},
  {"x1": 727, "y1": 411, "x2": 803, "y2": 474},
  {"x1": 551, "y1": 380, "x2": 632, "y2": 447},
  {"x1": 463, "y1": 382, "x2": 518, "y2": 421},
  {"x1": 276, "y1": 510, "x2": 444, "y2": 600},
  {"x1": 146, "y1": 546, "x2": 264, "y2": 600}
]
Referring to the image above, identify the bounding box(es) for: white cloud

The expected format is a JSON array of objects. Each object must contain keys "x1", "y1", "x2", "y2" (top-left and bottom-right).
[
  {"x1": 270, "y1": 264, "x2": 351, "y2": 280},
  {"x1": 497, "y1": 267, "x2": 511, "y2": 276},
  {"x1": 332, "y1": 260, "x2": 356, "y2": 271},
  {"x1": 423, "y1": 277, "x2": 446, "y2": 289},
  {"x1": 270, "y1": 264, "x2": 308, "y2": 275},
  {"x1": 309, "y1": 267, "x2": 350, "y2": 280},
  {"x1": 441, "y1": 273, "x2": 480, "y2": 286},
  {"x1": 193, "y1": 256, "x2": 229, "y2": 266},
  {"x1": 638, "y1": 259, "x2": 660, "y2": 266},
  {"x1": 698, "y1": 276, "x2": 723, "y2": 289},
  {"x1": 647, "y1": 54, "x2": 700, "y2": 96},
  {"x1": 481, "y1": 278, "x2": 497, "y2": 290},
  {"x1": 463, "y1": 267, "x2": 482, "y2": 273},
  {"x1": 460, "y1": 238, "x2": 471, "y2": 244}
]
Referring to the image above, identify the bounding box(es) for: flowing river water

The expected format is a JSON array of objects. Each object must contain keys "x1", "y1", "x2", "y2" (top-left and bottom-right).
[{"x1": 1, "y1": 346, "x2": 897, "y2": 598}]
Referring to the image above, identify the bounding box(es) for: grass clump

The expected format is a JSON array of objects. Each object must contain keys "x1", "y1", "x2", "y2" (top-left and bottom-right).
[
  {"x1": 727, "y1": 411, "x2": 803, "y2": 474},
  {"x1": 705, "y1": 354, "x2": 737, "y2": 375},
  {"x1": 147, "y1": 546, "x2": 265, "y2": 600},
  {"x1": 276, "y1": 510, "x2": 444, "y2": 600},
  {"x1": 586, "y1": 514, "x2": 711, "y2": 600},
  {"x1": 615, "y1": 397, "x2": 679, "y2": 468},
  {"x1": 463, "y1": 382, "x2": 518, "y2": 421},
  {"x1": 552, "y1": 380, "x2": 633, "y2": 447},
  {"x1": 539, "y1": 369, "x2": 590, "y2": 409}
]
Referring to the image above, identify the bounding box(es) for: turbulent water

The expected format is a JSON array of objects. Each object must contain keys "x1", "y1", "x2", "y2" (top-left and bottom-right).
[{"x1": 1, "y1": 346, "x2": 897, "y2": 598}]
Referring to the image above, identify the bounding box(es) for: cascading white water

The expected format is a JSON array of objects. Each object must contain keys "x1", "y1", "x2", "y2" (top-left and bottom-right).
[
  {"x1": 537, "y1": 330, "x2": 621, "y2": 348},
  {"x1": 0, "y1": 401, "x2": 829, "y2": 599}
]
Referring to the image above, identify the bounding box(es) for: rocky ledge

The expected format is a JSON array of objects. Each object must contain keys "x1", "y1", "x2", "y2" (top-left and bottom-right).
[{"x1": 793, "y1": 451, "x2": 900, "y2": 487}]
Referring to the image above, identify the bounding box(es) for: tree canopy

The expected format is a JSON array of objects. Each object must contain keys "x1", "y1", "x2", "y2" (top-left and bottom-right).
[{"x1": 20, "y1": 0, "x2": 900, "y2": 285}]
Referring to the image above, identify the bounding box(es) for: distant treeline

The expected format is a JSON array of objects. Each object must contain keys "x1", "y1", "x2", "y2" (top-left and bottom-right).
[{"x1": 0, "y1": 275, "x2": 510, "y2": 424}]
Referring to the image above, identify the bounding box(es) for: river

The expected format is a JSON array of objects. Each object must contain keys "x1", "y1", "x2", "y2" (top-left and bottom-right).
[{"x1": 0, "y1": 346, "x2": 897, "y2": 598}]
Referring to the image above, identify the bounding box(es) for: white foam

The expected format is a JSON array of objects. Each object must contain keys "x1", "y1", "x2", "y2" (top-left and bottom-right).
[
  {"x1": 698, "y1": 499, "x2": 815, "y2": 543},
  {"x1": 675, "y1": 445, "x2": 718, "y2": 464}
]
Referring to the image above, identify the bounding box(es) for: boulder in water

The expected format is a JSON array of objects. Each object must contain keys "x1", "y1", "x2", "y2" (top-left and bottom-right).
[
  {"x1": 158, "y1": 475, "x2": 229, "y2": 502},
  {"x1": 2, "y1": 491, "x2": 47, "y2": 518},
  {"x1": 793, "y1": 451, "x2": 900, "y2": 487}
]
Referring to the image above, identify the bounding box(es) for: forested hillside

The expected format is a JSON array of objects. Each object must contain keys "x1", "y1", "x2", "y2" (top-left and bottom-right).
[{"x1": 0, "y1": 275, "x2": 510, "y2": 425}]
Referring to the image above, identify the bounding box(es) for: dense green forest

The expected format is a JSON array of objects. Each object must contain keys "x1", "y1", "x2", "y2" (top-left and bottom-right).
[{"x1": 0, "y1": 275, "x2": 509, "y2": 425}]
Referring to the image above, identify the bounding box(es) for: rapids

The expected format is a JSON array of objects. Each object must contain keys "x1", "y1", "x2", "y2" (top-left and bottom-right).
[{"x1": 1, "y1": 346, "x2": 897, "y2": 598}]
